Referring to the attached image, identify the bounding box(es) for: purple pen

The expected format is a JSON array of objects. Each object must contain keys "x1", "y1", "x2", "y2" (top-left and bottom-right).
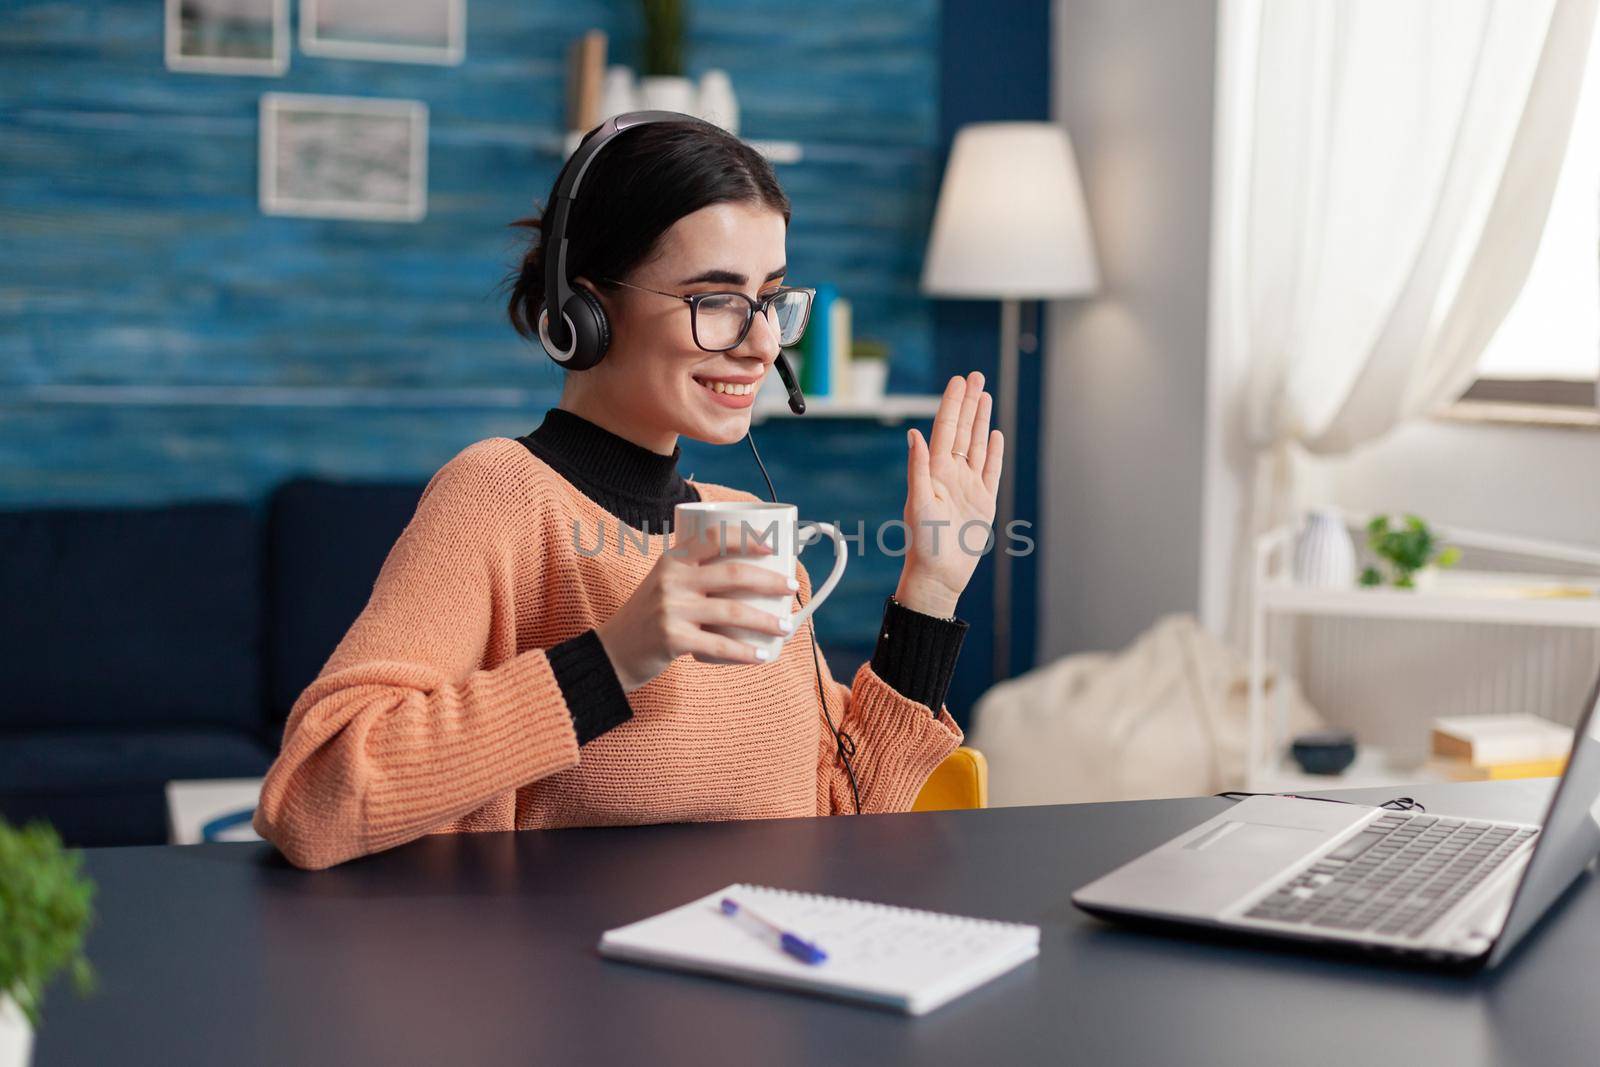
[{"x1": 720, "y1": 896, "x2": 828, "y2": 965}]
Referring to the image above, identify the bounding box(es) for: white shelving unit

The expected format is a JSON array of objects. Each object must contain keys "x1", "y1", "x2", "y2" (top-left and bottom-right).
[
  {"x1": 749, "y1": 393, "x2": 942, "y2": 425},
  {"x1": 1248, "y1": 513, "x2": 1600, "y2": 792},
  {"x1": 744, "y1": 139, "x2": 804, "y2": 164}
]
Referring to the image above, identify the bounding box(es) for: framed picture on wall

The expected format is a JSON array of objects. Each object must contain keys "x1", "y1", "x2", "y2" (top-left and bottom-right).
[
  {"x1": 165, "y1": 0, "x2": 289, "y2": 75},
  {"x1": 259, "y1": 94, "x2": 429, "y2": 223},
  {"x1": 299, "y1": 0, "x2": 466, "y2": 66}
]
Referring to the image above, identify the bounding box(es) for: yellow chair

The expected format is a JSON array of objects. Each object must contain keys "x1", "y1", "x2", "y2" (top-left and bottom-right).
[{"x1": 912, "y1": 747, "x2": 988, "y2": 811}]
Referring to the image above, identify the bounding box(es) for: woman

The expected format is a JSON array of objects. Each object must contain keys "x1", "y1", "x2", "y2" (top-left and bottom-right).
[{"x1": 254, "y1": 118, "x2": 1003, "y2": 870}]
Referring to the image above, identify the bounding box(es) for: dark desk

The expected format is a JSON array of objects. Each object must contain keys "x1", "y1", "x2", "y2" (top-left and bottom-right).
[{"x1": 37, "y1": 780, "x2": 1593, "y2": 1066}]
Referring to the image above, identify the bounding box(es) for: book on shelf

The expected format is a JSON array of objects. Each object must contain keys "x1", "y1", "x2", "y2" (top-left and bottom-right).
[
  {"x1": 1422, "y1": 755, "x2": 1569, "y2": 781},
  {"x1": 1430, "y1": 713, "x2": 1573, "y2": 767},
  {"x1": 566, "y1": 30, "x2": 606, "y2": 132}
]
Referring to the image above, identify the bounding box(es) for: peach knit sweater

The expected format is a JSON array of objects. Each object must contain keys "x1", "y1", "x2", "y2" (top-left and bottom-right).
[{"x1": 254, "y1": 436, "x2": 964, "y2": 869}]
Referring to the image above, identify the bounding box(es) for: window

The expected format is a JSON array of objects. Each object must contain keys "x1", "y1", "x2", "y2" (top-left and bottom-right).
[{"x1": 1460, "y1": 26, "x2": 1600, "y2": 410}]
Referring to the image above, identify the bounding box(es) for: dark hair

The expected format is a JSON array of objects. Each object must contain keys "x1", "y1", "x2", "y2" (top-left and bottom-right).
[{"x1": 506, "y1": 121, "x2": 792, "y2": 343}]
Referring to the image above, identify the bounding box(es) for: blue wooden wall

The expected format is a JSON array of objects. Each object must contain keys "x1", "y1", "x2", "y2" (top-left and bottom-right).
[{"x1": 1, "y1": 0, "x2": 1047, "y2": 719}]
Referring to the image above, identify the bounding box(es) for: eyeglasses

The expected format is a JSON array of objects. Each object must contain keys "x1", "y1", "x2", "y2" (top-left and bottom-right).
[{"x1": 602, "y1": 278, "x2": 815, "y2": 352}]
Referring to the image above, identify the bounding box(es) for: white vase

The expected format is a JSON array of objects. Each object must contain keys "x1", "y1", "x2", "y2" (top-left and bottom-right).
[
  {"x1": 0, "y1": 993, "x2": 32, "y2": 1067},
  {"x1": 849, "y1": 360, "x2": 888, "y2": 405},
  {"x1": 598, "y1": 66, "x2": 638, "y2": 122},
  {"x1": 637, "y1": 75, "x2": 697, "y2": 116},
  {"x1": 1410, "y1": 565, "x2": 1441, "y2": 592},
  {"x1": 696, "y1": 69, "x2": 739, "y2": 134},
  {"x1": 1292, "y1": 509, "x2": 1356, "y2": 588}
]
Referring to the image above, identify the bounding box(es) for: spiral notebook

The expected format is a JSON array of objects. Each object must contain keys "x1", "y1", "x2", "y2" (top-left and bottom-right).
[{"x1": 598, "y1": 883, "x2": 1040, "y2": 1015}]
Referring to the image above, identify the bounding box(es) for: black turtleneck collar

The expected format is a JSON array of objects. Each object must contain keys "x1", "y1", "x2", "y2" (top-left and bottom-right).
[{"x1": 517, "y1": 407, "x2": 700, "y2": 531}]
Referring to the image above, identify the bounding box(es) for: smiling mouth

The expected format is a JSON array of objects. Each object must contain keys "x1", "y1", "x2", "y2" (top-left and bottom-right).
[{"x1": 692, "y1": 376, "x2": 761, "y2": 396}]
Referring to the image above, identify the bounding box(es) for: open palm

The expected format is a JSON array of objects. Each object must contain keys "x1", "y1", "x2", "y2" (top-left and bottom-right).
[{"x1": 897, "y1": 371, "x2": 1004, "y2": 618}]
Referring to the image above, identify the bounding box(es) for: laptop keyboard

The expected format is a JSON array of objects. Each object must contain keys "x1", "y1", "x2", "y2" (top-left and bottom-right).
[{"x1": 1242, "y1": 813, "x2": 1538, "y2": 939}]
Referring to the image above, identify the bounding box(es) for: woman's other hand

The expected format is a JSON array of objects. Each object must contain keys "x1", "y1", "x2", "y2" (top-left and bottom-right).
[
  {"x1": 595, "y1": 524, "x2": 799, "y2": 692},
  {"x1": 896, "y1": 371, "x2": 1003, "y2": 618}
]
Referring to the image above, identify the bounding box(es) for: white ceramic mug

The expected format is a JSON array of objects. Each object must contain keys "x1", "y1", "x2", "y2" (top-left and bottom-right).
[{"x1": 673, "y1": 500, "x2": 848, "y2": 661}]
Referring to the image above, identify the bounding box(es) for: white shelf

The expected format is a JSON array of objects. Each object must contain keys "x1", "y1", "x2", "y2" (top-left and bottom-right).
[
  {"x1": 749, "y1": 393, "x2": 941, "y2": 425},
  {"x1": 1248, "y1": 517, "x2": 1600, "y2": 794},
  {"x1": 1260, "y1": 575, "x2": 1600, "y2": 628},
  {"x1": 743, "y1": 139, "x2": 803, "y2": 164},
  {"x1": 1249, "y1": 747, "x2": 1451, "y2": 794}
]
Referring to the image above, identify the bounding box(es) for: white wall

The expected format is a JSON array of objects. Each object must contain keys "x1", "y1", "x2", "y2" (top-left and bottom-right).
[
  {"x1": 1317, "y1": 420, "x2": 1600, "y2": 547},
  {"x1": 1039, "y1": 0, "x2": 1219, "y2": 659}
]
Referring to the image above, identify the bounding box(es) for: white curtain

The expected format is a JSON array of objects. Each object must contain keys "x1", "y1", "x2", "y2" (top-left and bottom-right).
[{"x1": 1208, "y1": 0, "x2": 1598, "y2": 647}]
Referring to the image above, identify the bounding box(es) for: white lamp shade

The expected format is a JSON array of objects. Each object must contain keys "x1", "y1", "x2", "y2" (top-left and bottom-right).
[{"x1": 921, "y1": 122, "x2": 1099, "y2": 300}]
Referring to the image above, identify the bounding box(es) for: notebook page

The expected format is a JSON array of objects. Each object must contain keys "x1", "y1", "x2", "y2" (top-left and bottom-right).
[{"x1": 599, "y1": 883, "x2": 1040, "y2": 1014}]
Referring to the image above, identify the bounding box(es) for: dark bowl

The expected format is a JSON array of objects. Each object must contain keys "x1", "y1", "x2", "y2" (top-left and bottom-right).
[{"x1": 1290, "y1": 730, "x2": 1358, "y2": 776}]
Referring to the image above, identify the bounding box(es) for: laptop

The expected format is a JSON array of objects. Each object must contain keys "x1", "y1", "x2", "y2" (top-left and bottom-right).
[{"x1": 1071, "y1": 671, "x2": 1600, "y2": 968}]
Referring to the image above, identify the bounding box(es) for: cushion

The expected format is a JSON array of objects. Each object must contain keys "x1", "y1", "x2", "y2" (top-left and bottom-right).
[
  {"x1": 0, "y1": 728, "x2": 274, "y2": 793},
  {"x1": 0, "y1": 502, "x2": 262, "y2": 731},
  {"x1": 264, "y1": 478, "x2": 424, "y2": 726},
  {"x1": 0, "y1": 728, "x2": 275, "y2": 846},
  {"x1": 0, "y1": 789, "x2": 171, "y2": 848}
]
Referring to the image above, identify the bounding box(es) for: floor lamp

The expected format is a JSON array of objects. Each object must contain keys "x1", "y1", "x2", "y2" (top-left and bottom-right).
[{"x1": 921, "y1": 122, "x2": 1098, "y2": 682}]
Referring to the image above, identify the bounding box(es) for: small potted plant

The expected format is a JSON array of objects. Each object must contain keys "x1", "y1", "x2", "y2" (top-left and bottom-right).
[
  {"x1": 638, "y1": 0, "x2": 694, "y2": 113},
  {"x1": 849, "y1": 339, "x2": 890, "y2": 405},
  {"x1": 0, "y1": 819, "x2": 95, "y2": 1067},
  {"x1": 1358, "y1": 514, "x2": 1461, "y2": 590}
]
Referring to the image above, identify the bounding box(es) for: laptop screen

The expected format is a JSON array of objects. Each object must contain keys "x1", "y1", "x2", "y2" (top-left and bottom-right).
[{"x1": 1488, "y1": 672, "x2": 1600, "y2": 967}]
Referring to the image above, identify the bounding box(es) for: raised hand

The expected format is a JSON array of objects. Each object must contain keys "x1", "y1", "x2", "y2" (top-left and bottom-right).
[{"x1": 896, "y1": 372, "x2": 1003, "y2": 618}]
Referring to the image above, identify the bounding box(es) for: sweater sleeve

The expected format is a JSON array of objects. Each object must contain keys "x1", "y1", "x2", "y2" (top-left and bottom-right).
[
  {"x1": 253, "y1": 447, "x2": 597, "y2": 870},
  {"x1": 868, "y1": 596, "x2": 969, "y2": 713},
  {"x1": 546, "y1": 628, "x2": 635, "y2": 744},
  {"x1": 792, "y1": 565, "x2": 963, "y2": 814},
  {"x1": 813, "y1": 654, "x2": 965, "y2": 816}
]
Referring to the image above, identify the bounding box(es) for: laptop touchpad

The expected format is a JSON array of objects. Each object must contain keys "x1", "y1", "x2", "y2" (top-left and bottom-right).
[{"x1": 1184, "y1": 820, "x2": 1327, "y2": 855}]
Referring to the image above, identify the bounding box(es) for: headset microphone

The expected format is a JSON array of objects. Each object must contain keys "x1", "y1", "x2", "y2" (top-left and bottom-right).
[
  {"x1": 773, "y1": 351, "x2": 806, "y2": 415},
  {"x1": 744, "y1": 350, "x2": 857, "y2": 814}
]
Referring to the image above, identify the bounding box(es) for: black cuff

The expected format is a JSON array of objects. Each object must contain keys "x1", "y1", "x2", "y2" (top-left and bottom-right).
[
  {"x1": 547, "y1": 629, "x2": 633, "y2": 745},
  {"x1": 869, "y1": 596, "x2": 969, "y2": 714}
]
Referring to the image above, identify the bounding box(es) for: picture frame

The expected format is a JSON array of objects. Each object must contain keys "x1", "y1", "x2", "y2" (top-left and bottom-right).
[
  {"x1": 165, "y1": 0, "x2": 289, "y2": 75},
  {"x1": 299, "y1": 0, "x2": 466, "y2": 66},
  {"x1": 258, "y1": 93, "x2": 429, "y2": 223}
]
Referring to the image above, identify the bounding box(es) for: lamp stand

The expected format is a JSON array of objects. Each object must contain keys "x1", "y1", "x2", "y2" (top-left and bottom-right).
[{"x1": 994, "y1": 297, "x2": 1020, "y2": 683}]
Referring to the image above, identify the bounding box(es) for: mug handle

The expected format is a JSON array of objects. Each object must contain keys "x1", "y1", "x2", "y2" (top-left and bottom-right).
[{"x1": 792, "y1": 522, "x2": 848, "y2": 630}]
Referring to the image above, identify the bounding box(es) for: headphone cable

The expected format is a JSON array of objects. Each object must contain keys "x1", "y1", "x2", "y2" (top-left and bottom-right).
[{"x1": 745, "y1": 428, "x2": 863, "y2": 815}]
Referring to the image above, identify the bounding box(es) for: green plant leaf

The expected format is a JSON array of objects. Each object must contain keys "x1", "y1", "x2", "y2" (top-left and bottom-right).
[
  {"x1": 1366, "y1": 513, "x2": 1455, "y2": 577},
  {"x1": 1365, "y1": 515, "x2": 1389, "y2": 549},
  {"x1": 0, "y1": 817, "x2": 96, "y2": 1027},
  {"x1": 640, "y1": 0, "x2": 686, "y2": 77},
  {"x1": 1360, "y1": 566, "x2": 1382, "y2": 587}
]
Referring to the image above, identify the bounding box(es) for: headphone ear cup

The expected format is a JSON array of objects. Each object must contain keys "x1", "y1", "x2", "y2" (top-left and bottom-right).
[{"x1": 559, "y1": 287, "x2": 611, "y2": 371}]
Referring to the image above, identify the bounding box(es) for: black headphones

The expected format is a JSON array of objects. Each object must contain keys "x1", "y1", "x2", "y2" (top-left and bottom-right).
[
  {"x1": 535, "y1": 110, "x2": 809, "y2": 415},
  {"x1": 536, "y1": 110, "x2": 704, "y2": 371}
]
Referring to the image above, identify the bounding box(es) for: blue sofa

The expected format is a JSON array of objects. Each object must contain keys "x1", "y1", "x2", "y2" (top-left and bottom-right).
[
  {"x1": 0, "y1": 478, "x2": 425, "y2": 846},
  {"x1": 0, "y1": 477, "x2": 874, "y2": 847}
]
